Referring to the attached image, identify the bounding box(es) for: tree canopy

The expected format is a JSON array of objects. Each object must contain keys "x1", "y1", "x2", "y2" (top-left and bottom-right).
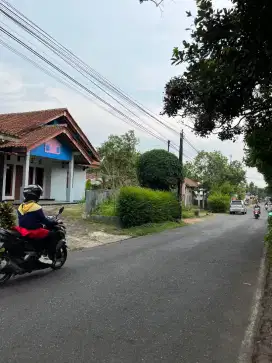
[
  {"x1": 184, "y1": 151, "x2": 246, "y2": 193},
  {"x1": 98, "y1": 130, "x2": 139, "y2": 188},
  {"x1": 137, "y1": 149, "x2": 181, "y2": 190},
  {"x1": 163, "y1": 0, "x2": 272, "y2": 142}
]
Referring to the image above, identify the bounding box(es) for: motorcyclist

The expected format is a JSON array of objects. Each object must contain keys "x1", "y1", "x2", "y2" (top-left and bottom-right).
[
  {"x1": 14, "y1": 185, "x2": 62, "y2": 263},
  {"x1": 253, "y1": 203, "x2": 261, "y2": 215}
]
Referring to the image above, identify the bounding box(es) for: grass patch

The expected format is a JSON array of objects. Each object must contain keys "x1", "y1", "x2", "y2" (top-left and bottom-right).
[
  {"x1": 62, "y1": 204, "x2": 84, "y2": 219},
  {"x1": 124, "y1": 221, "x2": 186, "y2": 237},
  {"x1": 92, "y1": 199, "x2": 117, "y2": 217}
]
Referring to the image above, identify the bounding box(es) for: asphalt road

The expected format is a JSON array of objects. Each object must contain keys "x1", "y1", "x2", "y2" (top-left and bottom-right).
[{"x1": 0, "y1": 212, "x2": 266, "y2": 363}]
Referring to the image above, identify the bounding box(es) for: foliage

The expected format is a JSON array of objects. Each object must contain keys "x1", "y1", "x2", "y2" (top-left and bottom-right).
[
  {"x1": 0, "y1": 202, "x2": 16, "y2": 229},
  {"x1": 162, "y1": 0, "x2": 272, "y2": 142},
  {"x1": 93, "y1": 198, "x2": 117, "y2": 217},
  {"x1": 118, "y1": 186, "x2": 179, "y2": 227},
  {"x1": 137, "y1": 149, "x2": 181, "y2": 191},
  {"x1": 207, "y1": 192, "x2": 230, "y2": 213},
  {"x1": 265, "y1": 216, "x2": 272, "y2": 262},
  {"x1": 98, "y1": 130, "x2": 139, "y2": 189},
  {"x1": 184, "y1": 151, "x2": 246, "y2": 191},
  {"x1": 85, "y1": 179, "x2": 92, "y2": 191}
]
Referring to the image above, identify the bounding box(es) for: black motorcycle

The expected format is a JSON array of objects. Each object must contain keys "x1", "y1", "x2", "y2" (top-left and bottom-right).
[{"x1": 0, "y1": 207, "x2": 67, "y2": 285}]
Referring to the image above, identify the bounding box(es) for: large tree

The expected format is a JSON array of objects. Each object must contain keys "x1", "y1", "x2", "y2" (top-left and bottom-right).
[
  {"x1": 184, "y1": 150, "x2": 246, "y2": 191},
  {"x1": 137, "y1": 149, "x2": 181, "y2": 190},
  {"x1": 162, "y1": 0, "x2": 272, "y2": 142},
  {"x1": 98, "y1": 130, "x2": 139, "y2": 188}
]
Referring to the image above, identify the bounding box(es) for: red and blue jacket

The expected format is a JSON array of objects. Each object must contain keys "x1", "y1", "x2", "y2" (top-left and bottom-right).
[{"x1": 14, "y1": 201, "x2": 55, "y2": 239}]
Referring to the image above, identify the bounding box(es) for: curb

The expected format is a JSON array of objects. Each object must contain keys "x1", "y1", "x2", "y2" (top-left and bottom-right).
[{"x1": 237, "y1": 245, "x2": 268, "y2": 363}]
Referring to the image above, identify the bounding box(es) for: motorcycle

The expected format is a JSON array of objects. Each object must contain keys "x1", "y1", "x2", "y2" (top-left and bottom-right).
[
  {"x1": 0, "y1": 207, "x2": 67, "y2": 285},
  {"x1": 254, "y1": 207, "x2": 261, "y2": 219}
]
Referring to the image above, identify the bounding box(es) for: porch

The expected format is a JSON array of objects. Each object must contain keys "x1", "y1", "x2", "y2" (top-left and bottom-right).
[{"x1": 1, "y1": 153, "x2": 87, "y2": 203}]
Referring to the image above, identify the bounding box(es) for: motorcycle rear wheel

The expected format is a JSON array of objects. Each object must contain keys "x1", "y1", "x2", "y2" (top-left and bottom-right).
[
  {"x1": 0, "y1": 272, "x2": 12, "y2": 285},
  {"x1": 51, "y1": 245, "x2": 67, "y2": 270}
]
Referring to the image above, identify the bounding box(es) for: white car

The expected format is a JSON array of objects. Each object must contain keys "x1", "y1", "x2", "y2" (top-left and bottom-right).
[{"x1": 230, "y1": 200, "x2": 247, "y2": 215}]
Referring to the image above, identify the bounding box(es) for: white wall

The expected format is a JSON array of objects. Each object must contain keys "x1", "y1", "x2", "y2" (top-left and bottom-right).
[
  {"x1": 73, "y1": 166, "x2": 86, "y2": 201},
  {"x1": 50, "y1": 162, "x2": 68, "y2": 201}
]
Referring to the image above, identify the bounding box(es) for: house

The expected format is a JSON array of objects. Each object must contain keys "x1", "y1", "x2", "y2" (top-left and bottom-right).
[
  {"x1": 0, "y1": 108, "x2": 99, "y2": 203},
  {"x1": 182, "y1": 177, "x2": 200, "y2": 206}
]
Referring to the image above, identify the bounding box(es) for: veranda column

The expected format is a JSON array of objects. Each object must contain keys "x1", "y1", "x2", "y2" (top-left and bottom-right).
[
  {"x1": 67, "y1": 153, "x2": 74, "y2": 202},
  {"x1": 23, "y1": 151, "x2": 30, "y2": 187}
]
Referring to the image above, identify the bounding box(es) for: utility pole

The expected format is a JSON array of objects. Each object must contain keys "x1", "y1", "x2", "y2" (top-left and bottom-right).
[
  {"x1": 167, "y1": 140, "x2": 170, "y2": 152},
  {"x1": 177, "y1": 130, "x2": 183, "y2": 220}
]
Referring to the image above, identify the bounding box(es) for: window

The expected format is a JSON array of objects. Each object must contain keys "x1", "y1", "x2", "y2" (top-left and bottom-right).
[
  {"x1": 5, "y1": 164, "x2": 14, "y2": 196},
  {"x1": 45, "y1": 144, "x2": 50, "y2": 152}
]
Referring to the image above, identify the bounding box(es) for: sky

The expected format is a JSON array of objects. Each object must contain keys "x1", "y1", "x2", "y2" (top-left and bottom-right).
[{"x1": 0, "y1": 0, "x2": 266, "y2": 187}]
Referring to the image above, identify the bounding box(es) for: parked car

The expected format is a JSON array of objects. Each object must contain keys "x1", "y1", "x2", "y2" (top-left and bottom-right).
[{"x1": 230, "y1": 200, "x2": 247, "y2": 215}]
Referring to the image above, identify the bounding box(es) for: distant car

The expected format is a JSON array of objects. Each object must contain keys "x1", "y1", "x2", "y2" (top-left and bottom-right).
[{"x1": 230, "y1": 200, "x2": 247, "y2": 215}]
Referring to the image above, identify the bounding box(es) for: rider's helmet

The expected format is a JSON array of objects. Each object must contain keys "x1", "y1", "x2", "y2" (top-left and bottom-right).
[{"x1": 23, "y1": 185, "x2": 43, "y2": 202}]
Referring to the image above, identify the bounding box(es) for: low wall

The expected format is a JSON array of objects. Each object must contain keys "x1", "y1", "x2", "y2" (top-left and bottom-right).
[{"x1": 85, "y1": 189, "x2": 116, "y2": 215}]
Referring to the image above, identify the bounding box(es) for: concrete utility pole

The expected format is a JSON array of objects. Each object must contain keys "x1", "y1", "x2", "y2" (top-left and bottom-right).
[
  {"x1": 177, "y1": 130, "x2": 184, "y2": 220},
  {"x1": 167, "y1": 140, "x2": 170, "y2": 152}
]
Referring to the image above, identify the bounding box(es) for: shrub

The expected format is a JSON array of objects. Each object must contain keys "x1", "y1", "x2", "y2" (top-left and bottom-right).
[
  {"x1": 118, "y1": 186, "x2": 180, "y2": 227},
  {"x1": 86, "y1": 179, "x2": 92, "y2": 191},
  {"x1": 207, "y1": 192, "x2": 230, "y2": 213},
  {"x1": 0, "y1": 202, "x2": 16, "y2": 229},
  {"x1": 93, "y1": 198, "x2": 117, "y2": 217},
  {"x1": 137, "y1": 149, "x2": 181, "y2": 191}
]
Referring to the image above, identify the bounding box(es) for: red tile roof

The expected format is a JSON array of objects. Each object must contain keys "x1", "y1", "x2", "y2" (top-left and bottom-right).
[
  {"x1": 0, "y1": 108, "x2": 67, "y2": 137},
  {"x1": 0, "y1": 125, "x2": 66, "y2": 149},
  {"x1": 184, "y1": 177, "x2": 199, "y2": 188}
]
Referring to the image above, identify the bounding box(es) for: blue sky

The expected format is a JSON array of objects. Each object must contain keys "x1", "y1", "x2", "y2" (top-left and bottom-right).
[{"x1": 0, "y1": 0, "x2": 265, "y2": 186}]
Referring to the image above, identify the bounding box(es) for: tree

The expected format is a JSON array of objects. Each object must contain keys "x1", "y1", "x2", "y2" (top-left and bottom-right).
[
  {"x1": 139, "y1": 0, "x2": 164, "y2": 6},
  {"x1": 137, "y1": 149, "x2": 181, "y2": 191},
  {"x1": 184, "y1": 150, "x2": 246, "y2": 191},
  {"x1": 98, "y1": 130, "x2": 139, "y2": 189},
  {"x1": 162, "y1": 0, "x2": 272, "y2": 142}
]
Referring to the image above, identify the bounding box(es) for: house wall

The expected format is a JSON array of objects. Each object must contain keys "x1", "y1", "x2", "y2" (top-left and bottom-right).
[
  {"x1": 50, "y1": 161, "x2": 69, "y2": 201},
  {"x1": 31, "y1": 138, "x2": 72, "y2": 161},
  {"x1": 73, "y1": 166, "x2": 86, "y2": 201},
  {"x1": 0, "y1": 154, "x2": 4, "y2": 201}
]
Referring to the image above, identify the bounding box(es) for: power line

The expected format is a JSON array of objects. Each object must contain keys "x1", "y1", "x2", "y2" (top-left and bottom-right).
[
  {"x1": 0, "y1": 1, "x2": 197, "y2": 162},
  {"x1": 0, "y1": 0, "x2": 182, "y2": 136},
  {"x1": 0, "y1": 25, "x2": 172, "y2": 146}
]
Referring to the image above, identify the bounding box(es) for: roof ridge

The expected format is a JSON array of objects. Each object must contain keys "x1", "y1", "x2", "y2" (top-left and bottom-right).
[{"x1": 0, "y1": 108, "x2": 67, "y2": 117}]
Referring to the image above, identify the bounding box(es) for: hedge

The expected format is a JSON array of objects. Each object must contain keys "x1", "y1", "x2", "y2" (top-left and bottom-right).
[
  {"x1": 207, "y1": 192, "x2": 230, "y2": 213},
  {"x1": 0, "y1": 202, "x2": 16, "y2": 229},
  {"x1": 118, "y1": 186, "x2": 180, "y2": 227}
]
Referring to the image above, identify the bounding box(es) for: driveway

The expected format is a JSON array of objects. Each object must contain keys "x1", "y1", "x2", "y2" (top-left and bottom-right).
[{"x1": 0, "y1": 212, "x2": 266, "y2": 363}]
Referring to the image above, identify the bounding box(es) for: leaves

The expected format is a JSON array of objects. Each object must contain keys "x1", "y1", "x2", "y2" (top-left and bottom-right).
[
  {"x1": 184, "y1": 151, "x2": 246, "y2": 192},
  {"x1": 163, "y1": 0, "x2": 272, "y2": 142},
  {"x1": 98, "y1": 130, "x2": 139, "y2": 189}
]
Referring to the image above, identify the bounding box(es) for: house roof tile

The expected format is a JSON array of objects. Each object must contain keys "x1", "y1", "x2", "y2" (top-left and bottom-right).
[
  {"x1": 0, "y1": 108, "x2": 67, "y2": 137},
  {"x1": 184, "y1": 177, "x2": 199, "y2": 188},
  {"x1": 0, "y1": 125, "x2": 66, "y2": 149}
]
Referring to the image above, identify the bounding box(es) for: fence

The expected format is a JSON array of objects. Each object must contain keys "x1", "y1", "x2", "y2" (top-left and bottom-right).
[{"x1": 85, "y1": 189, "x2": 116, "y2": 215}]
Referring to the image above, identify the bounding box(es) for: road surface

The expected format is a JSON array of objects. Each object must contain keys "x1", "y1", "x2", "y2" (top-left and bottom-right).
[{"x1": 0, "y1": 212, "x2": 266, "y2": 363}]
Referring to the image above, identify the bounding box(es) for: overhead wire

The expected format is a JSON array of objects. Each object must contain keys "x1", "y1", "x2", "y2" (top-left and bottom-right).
[{"x1": 0, "y1": 0, "x2": 198, "y2": 159}]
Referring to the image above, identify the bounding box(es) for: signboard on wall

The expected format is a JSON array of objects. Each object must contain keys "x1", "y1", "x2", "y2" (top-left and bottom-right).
[{"x1": 30, "y1": 137, "x2": 72, "y2": 161}]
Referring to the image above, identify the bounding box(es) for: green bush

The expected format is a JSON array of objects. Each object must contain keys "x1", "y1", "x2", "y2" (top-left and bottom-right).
[
  {"x1": 0, "y1": 202, "x2": 16, "y2": 229},
  {"x1": 207, "y1": 192, "x2": 230, "y2": 213},
  {"x1": 85, "y1": 179, "x2": 92, "y2": 191},
  {"x1": 265, "y1": 216, "x2": 272, "y2": 262},
  {"x1": 137, "y1": 149, "x2": 181, "y2": 191},
  {"x1": 93, "y1": 198, "x2": 117, "y2": 217},
  {"x1": 118, "y1": 186, "x2": 180, "y2": 227}
]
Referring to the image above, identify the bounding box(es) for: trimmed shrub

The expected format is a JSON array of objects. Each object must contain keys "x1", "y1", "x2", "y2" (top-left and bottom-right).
[
  {"x1": 137, "y1": 149, "x2": 181, "y2": 191},
  {"x1": 0, "y1": 202, "x2": 16, "y2": 229},
  {"x1": 86, "y1": 179, "x2": 92, "y2": 191},
  {"x1": 207, "y1": 192, "x2": 230, "y2": 213},
  {"x1": 93, "y1": 198, "x2": 117, "y2": 217},
  {"x1": 118, "y1": 186, "x2": 180, "y2": 227}
]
